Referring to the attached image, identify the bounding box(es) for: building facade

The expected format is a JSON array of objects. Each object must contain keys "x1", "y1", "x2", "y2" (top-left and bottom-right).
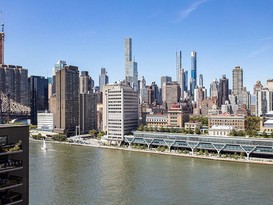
[
  {"x1": 54, "y1": 65, "x2": 79, "y2": 136},
  {"x1": 190, "y1": 51, "x2": 197, "y2": 95},
  {"x1": 28, "y1": 76, "x2": 48, "y2": 125},
  {"x1": 99, "y1": 68, "x2": 109, "y2": 92},
  {"x1": 37, "y1": 112, "x2": 54, "y2": 130},
  {"x1": 125, "y1": 38, "x2": 138, "y2": 91},
  {"x1": 256, "y1": 89, "x2": 273, "y2": 117},
  {"x1": 103, "y1": 82, "x2": 138, "y2": 141},
  {"x1": 0, "y1": 65, "x2": 28, "y2": 106},
  {"x1": 0, "y1": 22, "x2": 4, "y2": 64},
  {"x1": 218, "y1": 75, "x2": 229, "y2": 107},
  {"x1": 162, "y1": 82, "x2": 181, "y2": 109},
  {"x1": 232, "y1": 66, "x2": 243, "y2": 96},
  {"x1": 208, "y1": 114, "x2": 245, "y2": 130},
  {"x1": 0, "y1": 125, "x2": 29, "y2": 205}
]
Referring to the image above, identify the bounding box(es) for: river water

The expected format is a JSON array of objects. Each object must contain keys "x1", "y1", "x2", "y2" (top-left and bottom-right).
[{"x1": 29, "y1": 141, "x2": 273, "y2": 205}]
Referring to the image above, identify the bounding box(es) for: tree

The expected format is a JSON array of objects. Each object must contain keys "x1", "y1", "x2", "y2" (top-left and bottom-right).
[
  {"x1": 245, "y1": 116, "x2": 260, "y2": 131},
  {"x1": 195, "y1": 128, "x2": 201, "y2": 135},
  {"x1": 270, "y1": 131, "x2": 273, "y2": 138},
  {"x1": 137, "y1": 125, "x2": 144, "y2": 131},
  {"x1": 262, "y1": 130, "x2": 267, "y2": 138},
  {"x1": 89, "y1": 129, "x2": 97, "y2": 138}
]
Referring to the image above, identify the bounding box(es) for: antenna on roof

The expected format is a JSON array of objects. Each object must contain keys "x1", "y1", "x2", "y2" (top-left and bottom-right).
[{"x1": 1, "y1": 10, "x2": 4, "y2": 33}]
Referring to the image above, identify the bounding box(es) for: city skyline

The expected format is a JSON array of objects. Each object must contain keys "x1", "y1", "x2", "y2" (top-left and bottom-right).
[{"x1": 1, "y1": 0, "x2": 273, "y2": 91}]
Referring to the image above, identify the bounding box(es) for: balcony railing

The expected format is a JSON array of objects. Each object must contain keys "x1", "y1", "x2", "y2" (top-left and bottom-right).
[
  {"x1": 0, "y1": 191, "x2": 22, "y2": 205},
  {"x1": 0, "y1": 175, "x2": 23, "y2": 190},
  {"x1": 0, "y1": 159, "x2": 23, "y2": 172}
]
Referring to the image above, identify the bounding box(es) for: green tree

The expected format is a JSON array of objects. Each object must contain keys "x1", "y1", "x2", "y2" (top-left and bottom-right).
[
  {"x1": 89, "y1": 129, "x2": 97, "y2": 138},
  {"x1": 270, "y1": 131, "x2": 273, "y2": 138},
  {"x1": 262, "y1": 130, "x2": 268, "y2": 138},
  {"x1": 159, "y1": 126, "x2": 164, "y2": 132},
  {"x1": 137, "y1": 124, "x2": 144, "y2": 131},
  {"x1": 195, "y1": 128, "x2": 201, "y2": 135},
  {"x1": 245, "y1": 116, "x2": 260, "y2": 131}
]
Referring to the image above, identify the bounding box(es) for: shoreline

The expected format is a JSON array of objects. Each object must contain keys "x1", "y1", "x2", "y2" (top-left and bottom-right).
[{"x1": 30, "y1": 138, "x2": 273, "y2": 165}]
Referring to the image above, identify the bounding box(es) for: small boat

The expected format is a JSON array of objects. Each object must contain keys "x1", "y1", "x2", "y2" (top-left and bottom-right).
[{"x1": 41, "y1": 139, "x2": 47, "y2": 150}]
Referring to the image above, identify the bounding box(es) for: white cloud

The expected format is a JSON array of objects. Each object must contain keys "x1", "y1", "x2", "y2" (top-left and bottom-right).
[
  {"x1": 177, "y1": 0, "x2": 207, "y2": 22},
  {"x1": 247, "y1": 44, "x2": 272, "y2": 59}
]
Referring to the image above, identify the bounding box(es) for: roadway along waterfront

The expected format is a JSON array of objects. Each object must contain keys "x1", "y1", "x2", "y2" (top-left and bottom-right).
[{"x1": 30, "y1": 141, "x2": 273, "y2": 205}]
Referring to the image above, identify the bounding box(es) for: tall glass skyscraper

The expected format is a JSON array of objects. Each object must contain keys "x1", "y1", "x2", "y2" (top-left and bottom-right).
[{"x1": 191, "y1": 51, "x2": 197, "y2": 95}]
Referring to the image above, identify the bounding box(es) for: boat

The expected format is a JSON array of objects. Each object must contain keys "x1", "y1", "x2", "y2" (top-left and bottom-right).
[{"x1": 41, "y1": 139, "x2": 47, "y2": 150}]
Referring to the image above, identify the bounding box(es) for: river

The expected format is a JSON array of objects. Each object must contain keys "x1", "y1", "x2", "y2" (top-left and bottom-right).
[{"x1": 29, "y1": 141, "x2": 273, "y2": 205}]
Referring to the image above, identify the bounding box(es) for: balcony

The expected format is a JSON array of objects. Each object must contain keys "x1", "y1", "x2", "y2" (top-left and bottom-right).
[
  {"x1": 0, "y1": 191, "x2": 23, "y2": 205},
  {"x1": 0, "y1": 159, "x2": 23, "y2": 173},
  {"x1": 0, "y1": 175, "x2": 23, "y2": 191},
  {"x1": 0, "y1": 141, "x2": 22, "y2": 156}
]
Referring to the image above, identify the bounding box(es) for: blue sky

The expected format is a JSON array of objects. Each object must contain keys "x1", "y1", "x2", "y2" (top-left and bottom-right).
[{"x1": 2, "y1": 0, "x2": 273, "y2": 92}]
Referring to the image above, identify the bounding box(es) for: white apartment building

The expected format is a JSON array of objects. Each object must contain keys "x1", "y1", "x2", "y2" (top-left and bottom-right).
[{"x1": 103, "y1": 82, "x2": 138, "y2": 141}]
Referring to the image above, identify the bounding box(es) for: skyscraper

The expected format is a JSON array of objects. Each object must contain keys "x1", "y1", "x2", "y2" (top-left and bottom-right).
[
  {"x1": 176, "y1": 51, "x2": 182, "y2": 83},
  {"x1": 54, "y1": 65, "x2": 79, "y2": 136},
  {"x1": 210, "y1": 79, "x2": 219, "y2": 97},
  {"x1": 176, "y1": 51, "x2": 185, "y2": 98},
  {"x1": 80, "y1": 71, "x2": 92, "y2": 93},
  {"x1": 218, "y1": 75, "x2": 229, "y2": 106},
  {"x1": 125, "y1": 37, "x2": 138, "y2": 91},
  {"x1": 0, "y1": 17, "x2": 4, "y2": 64},
  {"x1": 29, "y1": 76, "x2": 48, "y2": 125},
  {"x1": 161, "y1": 76, "x2": 172, "y2": 90},
  {"x1": 99, "y1": 68, "x2": 109, "y2": 92},
  {"x1": 232, "y1": 66, "x2": 243, "y2": 96},
  {"x1": 103, "y1": 81, "x2": 138, "y2": 141},
  {"x1": 184, "y1": 70, "x2": 188, "y2": 93},
  {"x1": 79, "y1": 71, "x2": 97, "y2": 132},
  {"x1": 191, "y1": 51, "x2": 197, "y2": 94},
  {"x1": 0, "y1": 65, "x2": 28, "y2": 106},
  {"x1": 199, "y1": 74, "x2": 203, "y2": 88},
  {"x1": 52, "y1": 60, "x2": 67, "y2": 95}
]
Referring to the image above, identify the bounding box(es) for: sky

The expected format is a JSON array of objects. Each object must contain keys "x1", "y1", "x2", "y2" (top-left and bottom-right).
[{"x1": 1, "y1": 0, "x2": 273, "y2": 92}]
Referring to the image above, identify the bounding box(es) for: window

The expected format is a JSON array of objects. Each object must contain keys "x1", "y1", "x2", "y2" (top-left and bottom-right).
[{"x1": 0, "y1": 136, "x2": 8, "y2": 146}]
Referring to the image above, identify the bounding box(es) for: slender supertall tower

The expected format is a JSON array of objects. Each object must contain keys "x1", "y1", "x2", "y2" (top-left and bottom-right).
[
  {"x1": 176, "y1": 51, "x2": 184, "y2": 98},
  {"x1": 0, "y1": 11, "x2": 5, "y2": 64},
  {"x1": 124, "y1": 37, "x2": 138, "y2": 91},
  {"x1": 190, "y1": 51, "x2": 197, "y2": 95},
  {"x1": 176, "y1": 51, "x2": 182, "y2": 83}
]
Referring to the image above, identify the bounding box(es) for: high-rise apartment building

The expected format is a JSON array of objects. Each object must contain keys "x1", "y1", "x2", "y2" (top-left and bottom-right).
[
  {"x1": 99, "y1": 68, "x2": 109, "y2": 92},
  {"x1": 28, "y1": 76, "x2": 48, "y2": 125},
  {"x1": 52, "y1": 60, "x2": 66, "y2": 96},
  {"x1": 232, "y1": 66, "x2": 243, "y2": 96},
  {"x1": 80, "y1": 71, "x2": 92, "y2": 93},
  {"x1": 103, "y1": 82, "x2": 138, "y2": 141},
  {"x1": 147, "y1": 82, "x2": 161, "y2": 105},
  {"x1": 125, "y1": 37, "x2": 138, "y2": 91},
  {"x1": 160, "y1": 76, "x2": 172, "y2": 90},
  {"x1": 54, "y1": 65, "x2": 79, "y2": 136},
  {"x1": 218, "y1": 75, "x2": 229, "y2": 106},
  {"x1": 162, "y1": 82, "x2": 181, "y2": 109},
  {"x1": 210, "y1": 79, "x2": 219, "y2": 97},
  {"x1": 253, "y1": 80, "x2": 263, "y2": 94},
  {"x1": 190, "y1": 51, "x2": 197, "y2": 95},
  {"x1": 0, "y1": 65, "x2": 28, "y2": 106},
  {"x1": 199, "y1": 74, "x2": 203, "y2": 88},
  {"x1": 256, "y1": 89, "x2": 273, "y2": 117},
  {"x1": 79, "y1": 71, "x2": 97, "y2": 133},
  {"x1": 0, "y1": 19, "x2": 4, "y2": 64}
]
